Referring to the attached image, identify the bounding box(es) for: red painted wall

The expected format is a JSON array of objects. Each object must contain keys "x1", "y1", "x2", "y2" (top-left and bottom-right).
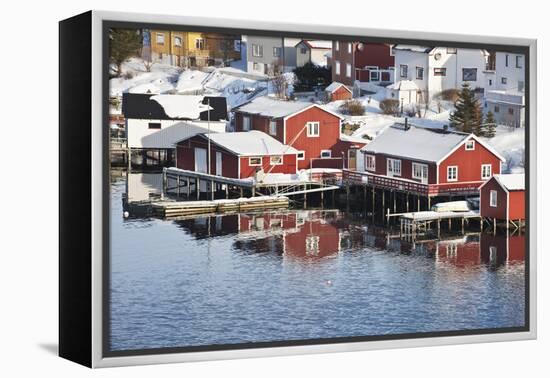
[
  {"x1": 330, "y1": 86, "x2": 352, "y2": 101},
  {"x1": 365, "y1": 153, "x2": 438, "y2": 184},
  {"x1": 239, "y1": 154, "x2": 297, "y2": 178},
  {"x1": 285, "y1": 106, "x2": 342, "y2": 170},
  {"x1": 284, "y1": 218, "x2": 340, "y2": 260},
  {"x1": 234, "y1": 112, "x2": 285, "y2": 143},
  {"x1": 439, "y1": 137, "x2": 501, "y2": 185},
  {"x1": 436, "y1": 241, "x2": 481, "y2": 267},
  {"x1": 479, "y1": 177, "x2": 507, "y2": 220},
  {"x1": 331, "y1": 41, "x2": 354, "y2": 86},
  {"x1": 508, "y1": 190, "x2": 525, "y2": 220}
]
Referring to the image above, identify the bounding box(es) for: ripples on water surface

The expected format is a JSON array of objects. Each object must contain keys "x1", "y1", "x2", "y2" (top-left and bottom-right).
[{"x1": 109, "y1": 174, "x2": 526, "y2": 352}]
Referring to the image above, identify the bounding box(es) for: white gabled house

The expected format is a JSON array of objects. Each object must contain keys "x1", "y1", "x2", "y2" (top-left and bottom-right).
[
  {"x1": 391, "y1": 45, "x2": 490, "y2": 104},
  {"x1": 122, "y1": 93, "x2": 228, "y2": 151}
]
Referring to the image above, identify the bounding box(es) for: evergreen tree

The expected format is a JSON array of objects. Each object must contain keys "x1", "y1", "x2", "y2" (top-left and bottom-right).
[
  {"x1": 483, "y1": 111, "x2": 497, "y2": 138},
  {"x1": 449, "y1": 83, "x2": 482, "y2": 134},
  {"x1": 110, "y1": 29, "x2": 142, "y2": 77}
]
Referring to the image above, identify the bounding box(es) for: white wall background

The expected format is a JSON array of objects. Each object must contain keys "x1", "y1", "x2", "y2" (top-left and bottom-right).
[{"x1": 0, "y1": 0, "x2": 547, "y2": 377}]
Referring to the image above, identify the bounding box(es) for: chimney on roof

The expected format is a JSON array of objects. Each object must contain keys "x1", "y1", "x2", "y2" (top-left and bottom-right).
[{"x1": 404, "y1": 117, "x2": 409, "y2": 130}]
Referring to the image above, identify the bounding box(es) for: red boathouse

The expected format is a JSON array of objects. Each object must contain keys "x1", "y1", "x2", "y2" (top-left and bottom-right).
[
  {"x1": 233, "y1": 96, "x2": 364, "y2": 170},
  {"x1": 479, "y1": 173, "x2": 525, "y2": 225},
  {"x1": 325, "y1": 82, "x2": 353, "y2": 101},
  {"x1": 175, "y1": 130, "x2": 299, "y2": 179},
  {"x1": 346, "y1": 123, "x2": 505, "y2": 197}
]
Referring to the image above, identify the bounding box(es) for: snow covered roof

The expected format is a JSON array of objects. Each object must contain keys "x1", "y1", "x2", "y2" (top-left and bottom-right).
[
  {"x1": 361, "y1": 124, "x2": 471, "y2": 163},
  {"x1": 151, "y1": 95, "x2": 212, "y2": 119},
  {"x1": 325, "y1": 81, "x2": 351, "y2": 93},
  {"x1": 297, "y1": 40, "x2": 332, "y2": 49},
  {"x1": 197, "y1": 130, "x2": 299, "y2": 156},
  {"x1": 387, "y1": 80, "x2": 419, "y2": 91},
  {"x1": 493, "y1": 174, "x2": 525, "y2": 191},
  {"x1": 233, "y1": 96, "x2": 342, "y2": 119},
  {"x1": 392, "y1": 44, "x2": 433, "y2": 53}
]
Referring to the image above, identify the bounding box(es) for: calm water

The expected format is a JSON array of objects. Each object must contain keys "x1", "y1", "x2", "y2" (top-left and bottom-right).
[{"x1": 110, "y1": 172, "x2": 526, "y2": 352}]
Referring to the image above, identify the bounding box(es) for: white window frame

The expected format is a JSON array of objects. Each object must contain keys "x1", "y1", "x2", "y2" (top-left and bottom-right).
[
  {"x1": 465, "y1": 140, "x2": 475, "y2": 150},
  {"x1": 269, "y1": 120, "x2": 277, "y2": 136},
  {"x1": 412, "y1": 162, "x2": 428, "y2": 181},
  {"x1": 195, "y1": 38, "x2": 205, "y2": 50},
  {"x1": 347, "y1": 42, "x2": 352, "y2": 54},
  {"x1": 447, "y1": 166, "x2": 458, "y2": 182},
  {"x1": 242, "y1": 115, "x2": 251, "y2": 131},
  {"x1": 249, "y1": 156, "x2": 262, "y2": 166},
  {"x1": 296, "y1": 151, "x2": 305, "y2": 161},
  {"x1": 387, "y1": 158, "x2": 402, "y2": 177},
  {"x1": 273, "y1": 47, "x2": 281, "y2": 58},
  {"x1": 400, "y1": 64, "x2": 408, "y2": 78},
  {"x1": 416, "y1": 66, "x2": 424, "y2": 80},
  {"x1": 174, "y1": 36, "x2": 182, "y2": 47},
  {"x1": 481, "y1": 164, "x2": 492, "y2": 180},
  {"x1": 335, "y1": 41, "x2": 339, "y2": 51},
  {"x1": 270, "y1": 155, "x2": 283, "y2": 165},
  {"x1": 335, "y1": 61, "x2": 341, "y2": 75},
  {"x1": 156, "y1": 33, "x2": 165, "y2": 44},
  {"x1": 320, "y1": 150, "x2": 332, "y2": 158},
  {"x1": 306, "y1": 121, "x2": 320, "y2": 137},
  {"x1": 369, "y1": 70, "x2": 380, "y2": 81},
  {"x1": 365, "y1": 154, "x2": 376, "y2": 172},
  {"x1": 346, "y1": 63, "x2": 352, "y2": 78},
  {"x1": 252, "y1": 44, "x2": 263, "y2": 57},
  {"x1": 490, "y1": 190, "x2": 498, "y2": 207}
]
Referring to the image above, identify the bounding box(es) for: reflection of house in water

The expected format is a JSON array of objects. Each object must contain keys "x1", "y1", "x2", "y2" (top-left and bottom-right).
[
  {"x1": 173, "y1": 210, "x2": 348, "y2": 260},
  {"x1": 125, "y1": 172, "x2": 162, "y2": 203}
]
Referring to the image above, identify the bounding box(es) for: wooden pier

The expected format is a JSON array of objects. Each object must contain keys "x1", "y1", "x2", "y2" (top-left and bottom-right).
[
  {"x1": 390, "y1": 210, "x2": 482, "y2": 239},
  {"x1": 152, "y1": 196, "x2": 289, "y2": 218}
]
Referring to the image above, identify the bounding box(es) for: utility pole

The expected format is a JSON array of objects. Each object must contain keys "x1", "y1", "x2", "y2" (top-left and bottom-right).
[{"x1": 207, "y1": 98, "x2": 211, "y2": 176}]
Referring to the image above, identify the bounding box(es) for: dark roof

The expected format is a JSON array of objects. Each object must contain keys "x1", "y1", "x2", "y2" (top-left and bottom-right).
[{"x1": 122, "y1": 93, "x2": 228, "y2": 121}]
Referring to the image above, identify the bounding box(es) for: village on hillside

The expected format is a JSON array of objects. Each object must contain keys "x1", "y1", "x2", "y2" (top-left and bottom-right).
[{"x1": 109, "y1": 28, "x2": 526, "y2": 233}]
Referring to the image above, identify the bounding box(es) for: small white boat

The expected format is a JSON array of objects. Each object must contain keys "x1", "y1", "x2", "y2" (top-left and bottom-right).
[{"x1": 430, "y1": 200, "x2": 470, "y2": 213}]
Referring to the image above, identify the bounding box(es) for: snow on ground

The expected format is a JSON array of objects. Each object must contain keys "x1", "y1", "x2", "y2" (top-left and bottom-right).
[
  {"x1": 109, "y1": 58, "x2": 181, "y2": 97},
  {"x1": 482, "y1": 126, "x2": 525, "y2": 173}
]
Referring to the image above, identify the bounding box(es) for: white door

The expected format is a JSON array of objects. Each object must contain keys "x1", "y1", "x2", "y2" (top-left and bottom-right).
[
  {"x1": 194, "y1": 148, "x2": 207, "y2": 173},
  {"x1": 216, "y1": 152, "x2": 222, "y2": 176}
]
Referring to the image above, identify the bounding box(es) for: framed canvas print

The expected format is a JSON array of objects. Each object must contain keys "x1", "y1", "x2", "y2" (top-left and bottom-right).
[{"x1": 59, "y1": 10, "x2": 537, "y2": 368}]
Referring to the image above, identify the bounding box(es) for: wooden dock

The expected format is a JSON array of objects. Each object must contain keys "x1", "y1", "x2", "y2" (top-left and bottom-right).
[
  {"x1": 152, "y1": 196, "x2": 290, "y2": 218},
  {"x1": 391, "y1": 210, "x2": 482, "y2": 238}
]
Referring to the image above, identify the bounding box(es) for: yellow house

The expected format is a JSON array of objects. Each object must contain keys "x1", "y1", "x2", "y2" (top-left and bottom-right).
[{"x1": 150, "y1": 30, "x2": 241, "y2": 67}]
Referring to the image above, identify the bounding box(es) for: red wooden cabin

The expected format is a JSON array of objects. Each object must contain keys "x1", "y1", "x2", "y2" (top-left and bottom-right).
[
  {"x1": 324, "y1": 82, "x2": 353, "y2": 101},
  {"x1": 233, "y1": 96, "x2": 363, "y2": 170},
  {"x1": 479, "y1": 174, "x2": 525, "y2": 223},
  {"x1": 347, "y1": 123, "x2": 505, "y2": 197},
  {"x1": 175, "y1": 130, "x2": 298, "y2": 179}
]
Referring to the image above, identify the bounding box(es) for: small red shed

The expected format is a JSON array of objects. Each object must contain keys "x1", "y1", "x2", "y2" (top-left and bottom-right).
[
  {"x1": 175, "y1": 130, "x2": 299, "y2": 179},
  {"x1": 233, "y1": 96, "x2": 351, "y2": 170},
  {"x1": 325, "y1": 82, "x2": 353, "y2": 101},
  {"x1": 479, "y1": 173, "x2": 525, "y2": 223}
]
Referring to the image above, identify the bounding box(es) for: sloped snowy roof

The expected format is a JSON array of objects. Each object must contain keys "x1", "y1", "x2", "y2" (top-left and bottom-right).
[
  {"x1": 361, "y1": 124, "x2": 470, "y2": 162},
  {"x1": 493, "y1": 174, "x2": 525, "y2": 191},
  {"x1": 392, "y1": 44, "x2": 433, "y2": 53},
  {"x1": 325, "y1": 81, "x2": 351, "y2": 93},
  {"x1": 298, "y1": 40, "x2": 332, "y2": 49},
  {"x1": 233, "y1": 96, "x2": 341, "y2": 119},
  {"x1": 199, "y1": 130, "x2": 299, "y2": 156},
  {"x1": 151, "y1": 95, "x2": 212, "y2": 119},
  {"x1": 387, "y1": 80, "x2": 419, "y2": 91}
]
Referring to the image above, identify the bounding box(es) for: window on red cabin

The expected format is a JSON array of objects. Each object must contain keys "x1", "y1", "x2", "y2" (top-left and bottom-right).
[
  {"x1": 465, "y1": 140, "x2": 475, "y2": 150},
  {"x1": 481, "y1": 164, "x2": 492, "y2": 180},
  {"x1": 297, "y1": 151, "x2": 305, "y2": 160},
  {"x1": 320, "y1": 150, "x2": 331, "y2": 158},
  {"x1": 365, "y1": 154, "x2": 376, "y2": 171},
  {"x1": 447, "y1": 166, "x2": 458, "y2": 182},
  {"x1": 269, "y1": 120, "x2": 277, "y2": 136},
  {"x1": 242, "y1": 116, "x2": 251, "y2": 131},
  {"x1": 270, "y1": 155, "x2": 283, "y2": 165},
  {"x1": 249, "y1": 157, "x2": 262, "y2": 166},
  {"x1": 306, "y1": 122, "x2": 320, "y2": 137},
  {"x1": 490, "y1": 190, "x2": 498, "y2": 207}
]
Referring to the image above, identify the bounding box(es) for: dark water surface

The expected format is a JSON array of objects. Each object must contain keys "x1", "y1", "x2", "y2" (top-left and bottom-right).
[{"x1": 110, "y1": 173, "x2": 525, "y2": 352}]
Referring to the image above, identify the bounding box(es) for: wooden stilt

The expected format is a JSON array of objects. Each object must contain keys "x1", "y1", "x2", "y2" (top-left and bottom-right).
[
  {"x1": 393, "y1": 191, "x2": 396, "y2": 214},
  {"x1": 196, "y1": 178, "x2": 200, "y2": 200},
  {"x1": 461, "y1": 218, "x2": 465, "y2": 233},
  {"x1": 186, "y1": 177, "x2": 190, "y2": 197},
  {"x1": 176, "y1": 176, "x2": 181, "y2": 197},
  {"x1": 427, "y1": 196, "x2": 431, "y2": 211},
  {"x1": 406, "y1": 193, "x2": 409, "y2": 212},
  {"x1": 493, "y1": 218, "x2": 497, "y2": 234},
  {"x1": 225, "y1": 185, "x2": 229, "y2": 199},
  {"x1": 211, "y1": 180, "x2": 215, "y2": 200}
]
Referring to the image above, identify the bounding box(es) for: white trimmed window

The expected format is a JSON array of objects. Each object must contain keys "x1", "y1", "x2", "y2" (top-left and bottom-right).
[
  {"x1": 335, "y1": 41, "x2": 339, "y2": 51},
  {"x1": 252, "y1": 44, "x2": 263, "y2": 57},
  {"x1": 347, "y1": 42, "x2": 352, "y2": 53},
  {"x1": 270, "y1": 155, "x2": 283, "y2": 165},
  {"x1": 174, "y1": 36, "x2": 182, "y2": 47},
  {"x1": 365, "y1": 154, "x2": 376, "y2": 171},
  {"x1": 346, "y1": 63, "x2": 352, "y2": 78},
  {"x1": 297, "y1": 151, "x2": 305, "y2": 160},
  {"x1": 249, "y1": 157, "x2": 262, "y2": 166},
  {"x1": 273, "y1": 47, "x2": 282, "y2": 57},
  {"x1": 156, "y1": 33, "x2": 165, "y2": 44},
  {"x1": 481, "y1": 164, "x2": 492, "y2": 180},
  {"x1": 465, "y1": 140, "x2": 475, "y2": 150},
  {"x1": 320, "y1": 150, "x2": 332, "y2": 158},
  {"x1": 447, "y1": 166, "x2": 458, "y2": 182},
  {"x1": 490, "y1": 190, "x2": 498, "y2": 207},
  {"x1": 412, "y1": 162, "x2": 428, "y2": 180},
  {"x1": 242, "y1": 115, "x2": 251, "y2": 131},
  {"x1": 387, "y1": 158, "x2": 402, "y2": 176},
  {"x1": 195, "y1": 38, "x2": 205, "y2": 50},
  {"x1": 269, "y1": 120, "x2": 277, "y2": 136},
  {"x1": 400, "y1": 64, "x2": 408, "y2": 78},
  {"x1": 306, "y1": 121, "x2": 320, "y2": 137},
  {"x1": 335, "y1": 61, "x2": 341, "y2": 75}
]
